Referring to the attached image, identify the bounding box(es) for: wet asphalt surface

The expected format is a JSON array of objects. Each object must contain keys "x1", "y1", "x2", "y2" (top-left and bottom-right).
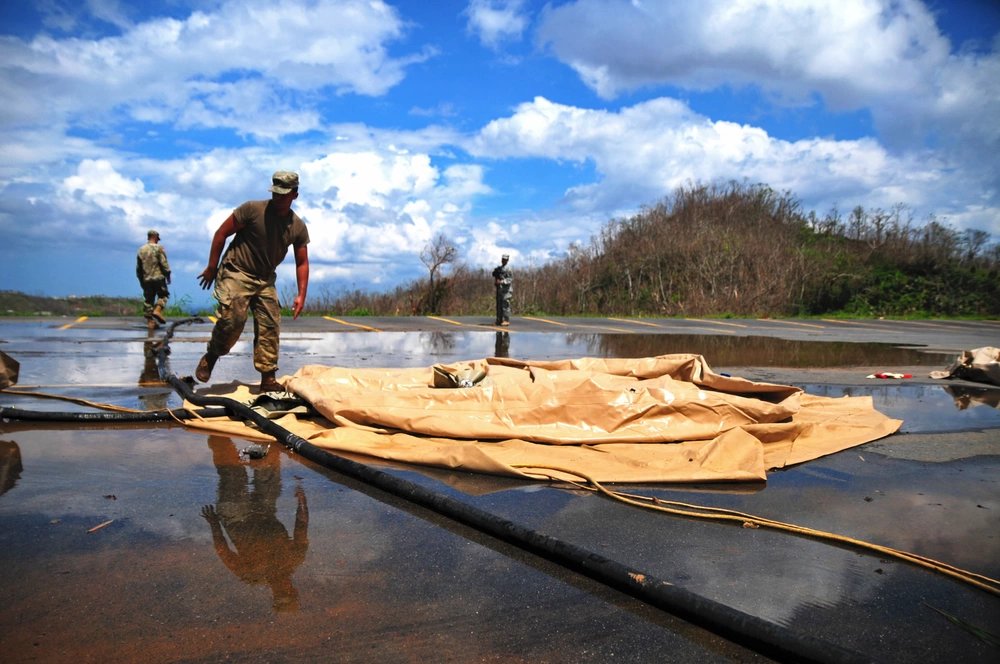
[{"x1": 0, "y1": 315, "x2": 998, "y2": 663}]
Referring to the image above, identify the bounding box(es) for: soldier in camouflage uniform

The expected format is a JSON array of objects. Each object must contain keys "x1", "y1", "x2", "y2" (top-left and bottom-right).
[
  {"x1": 136, "y1": 229, "x2": 171, "y2": 330},
  {"x1": 492, "y1": 253, "x2": 512, "y2": 326},
  {"x1": 194, "y1": 171, "x2": 310, "y2": 393}
]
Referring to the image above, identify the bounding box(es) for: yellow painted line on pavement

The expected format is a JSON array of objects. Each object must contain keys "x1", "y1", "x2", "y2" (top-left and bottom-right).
[
  {"x1": 820, "y1": 319, "x2": 888, "y2": 329},
  {"x1": 426, "y1": 315, "x2": 463, "y2": 326},
  {"x1": 608, "y1": 317, "x2": 662, "y2": 328},
  {"x1": 821, "y1": 318, "x2": 867, "y2": 325},
  {"x1": 522, "y1": 316, "x2": 633, "y2": 333},
  {"x1": 573, "y1": 323, "x2": 635, "y2": 333},
  {"x1": 323, "y1": 316, "x2": 381, "y2": 332},
  {"x1": 522, "y1": 316, "x2": 567, "y2": 327},
  {"x1": 208, "y1": 315, "x2": 218, "y2": 324},
  {"x1": 59, "y1": 316, "x2": 88, "y2": 330},
  {"x1": 687, "y1": 318, "x2": 747, "y2": 329},
  {"x1": 757, "y1": 319, "x2": 825, "y2": 329},
  {"x1": 896, "y1": 320, "x2": 965, "y2": 330}
]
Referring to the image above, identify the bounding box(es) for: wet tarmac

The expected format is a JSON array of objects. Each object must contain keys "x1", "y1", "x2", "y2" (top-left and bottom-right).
[{"x1": 1, "y1": 316, "x2": 998, "y2": 663}]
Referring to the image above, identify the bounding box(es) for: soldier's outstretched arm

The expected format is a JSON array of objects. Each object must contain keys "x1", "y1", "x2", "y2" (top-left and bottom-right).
[{"x1": 198, "y1": 214, "x2": 238, "y2": 289}]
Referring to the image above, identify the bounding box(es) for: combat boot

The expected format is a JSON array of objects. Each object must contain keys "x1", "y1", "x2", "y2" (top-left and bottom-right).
[
  {"x1": 195, "y1": 353, "x2": 218, "y2": 383},
  {"x1": 146, "y1": 317, "x2": 158, "y2": 331},
  {"x1": 152, "y1": 305, "x2": 166, "y2": 324},
  {"x1": 259, "y1": 371, "x2": 283, "y2": 393}
]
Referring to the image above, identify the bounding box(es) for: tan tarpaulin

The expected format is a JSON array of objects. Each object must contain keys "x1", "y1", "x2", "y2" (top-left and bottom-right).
[
  {"x1": 0, "y1": 350, "x2": 19, "y2": 389},
  {"x1": 929, "y1": 346, "x2": 1000, "y2": 387},
  {"x1": 182, "y1": 354, "x2": 902, "y2": 483}
]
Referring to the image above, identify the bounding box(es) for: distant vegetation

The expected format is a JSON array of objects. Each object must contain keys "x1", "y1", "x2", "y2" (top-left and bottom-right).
[
  {"x1": 5, "y1": 182, "x2": 998, "y2": 319},
  {"x1": 313, "y1": 181, "x2": 1000, "y2": 319},
  {"x1": 0, "y1": 292, "x2": 193, "y2": 318},
  {"x1": 0, "y1": 291, "x2": 140, "y2": 317}
]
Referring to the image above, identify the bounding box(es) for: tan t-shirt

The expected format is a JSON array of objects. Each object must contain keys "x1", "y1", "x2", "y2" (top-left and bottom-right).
[{"x1": 220, "y1": 200, "x2": 310, "y2": 280}]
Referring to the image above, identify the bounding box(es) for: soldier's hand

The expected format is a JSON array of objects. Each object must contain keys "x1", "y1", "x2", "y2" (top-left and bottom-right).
[
  {"x1": 197, "y1": 266, "x2": 216, "y2": 290},
  {"x1": 200, "y1": 504, "x2": 219, "y2": 524},
  {"x1": 292, "y1": 295, "x2": 305, "y2": 319}
]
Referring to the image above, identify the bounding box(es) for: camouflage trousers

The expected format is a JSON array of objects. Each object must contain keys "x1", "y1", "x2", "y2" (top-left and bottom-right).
[
  {"x1": 495, "y1": 287, "x2": 511, "y2": 324},
  {"x1": 140, "y1": 279, "x2": 169, "y2": 316},
  {"x1": 207, "y1": 266, "x2": 282, "y2": 374}
]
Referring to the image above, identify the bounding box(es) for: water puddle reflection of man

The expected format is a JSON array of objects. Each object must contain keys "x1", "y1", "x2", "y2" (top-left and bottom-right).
[
  {"x1": 495, "y1": 330, "x2": 509, "y2": 358},
  {"x1": 201, "y1": 435, "x2": 309, "y2": 612},
  {"x1": 137, "y1": 329, "x2": 170, "y2": 411}
]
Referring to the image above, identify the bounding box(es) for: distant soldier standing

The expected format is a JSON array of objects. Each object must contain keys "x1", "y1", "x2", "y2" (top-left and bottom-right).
[
  {"x1": 136, "y1": 229, "x2": 171, "y2": 330},
  {"x1": 492, "y1": 253, "x2": 512, "y2": 326}
]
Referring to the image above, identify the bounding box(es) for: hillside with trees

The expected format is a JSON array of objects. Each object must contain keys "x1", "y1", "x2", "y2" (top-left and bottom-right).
[{"x1": 314, "y1": 181, "x2": 999, "y2": 319}]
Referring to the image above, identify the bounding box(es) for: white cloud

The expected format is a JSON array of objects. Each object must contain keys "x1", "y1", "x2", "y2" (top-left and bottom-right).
[
  {"x1": 465, "y1": 0, "x2": 530, "y2": 49},
  {"x1": 303, "y1": 150, "x2": 440, "y2": 208},
  {"x1": 536, "y1": 0, "x2": 948, "y2": 103},
  {"x1": 535, "y1": 0, "x2": 1000, "y2": 178},
  {"x1": 0, "y1": 0, "x2": 426, "y2": 139},
  {"x1": 471, "y1": 95, "x2": 996, "y2": 234},
  {"x1": 62, "y1": 158, "x2": 144, "y2": 199}
]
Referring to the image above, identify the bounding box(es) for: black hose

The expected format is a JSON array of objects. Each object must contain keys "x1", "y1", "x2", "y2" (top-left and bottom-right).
[
  {"x1": 0, "y1": 317, "x2": 225, "y2": 423},
  {"x1": 158, "y1": 319, "x2": 869, "y2": 664}
]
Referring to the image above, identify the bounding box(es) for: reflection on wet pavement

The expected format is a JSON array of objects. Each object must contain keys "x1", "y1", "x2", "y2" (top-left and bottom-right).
[
  {"x1": 137, "y1": 329, "x2": 171, "y2": 411},
  {"x1": 0, "y1": 427, "x2": 767, "y2": 662},
  {"x1": 944, "y1": 384, "x2": 1000, "y2": 410},
  {"x1": 0, "y1": 440, "x2": 22, "y2": 496},
  {"x1": 562, "y1": 333, "x2": 950, "y2": 367},
  {"x1": 804, "y1": 383, "x2": 1000, "y2": 432},
  {"x1": 203, "y1": 436, "x2": 308, "y2": 613},
  {"x1": 494, "y1": 330, "x2": 509, "y2": 358},
  {"x1": 279, "y1": 330, "x2": 953, "y2": 370}
]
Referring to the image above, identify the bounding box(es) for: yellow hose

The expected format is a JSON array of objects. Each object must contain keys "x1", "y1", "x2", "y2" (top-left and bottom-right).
[{"x1": 1, "y1": 387, "x2": 149, "y2": 413}]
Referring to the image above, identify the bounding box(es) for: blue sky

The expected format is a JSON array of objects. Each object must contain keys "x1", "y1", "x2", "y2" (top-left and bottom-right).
[{"x1": 1, "y1": 0, "x2": 998, "y2": 311}]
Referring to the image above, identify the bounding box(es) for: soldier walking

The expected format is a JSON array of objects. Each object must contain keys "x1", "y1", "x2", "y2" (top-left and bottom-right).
[{"x1": 136, "y1": 229, "x2": 171, "y2": 330}]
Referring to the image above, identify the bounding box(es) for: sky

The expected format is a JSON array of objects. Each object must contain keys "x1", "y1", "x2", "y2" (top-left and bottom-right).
[{"x1": 1, "y1": 0, "x2": 998, "y2": 311}]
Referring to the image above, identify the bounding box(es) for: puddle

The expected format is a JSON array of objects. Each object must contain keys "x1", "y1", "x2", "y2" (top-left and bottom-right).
[
  {"x1": 803, "y1": 383, "x2": 1000, "y2": 432},
  {"x1": 0, "y1": 428, "x2": 770, "y2": 662},
  {"x1": 558, "y1": 332, "x2": 951, "y2": 367},
  {"x1": 278, "y1": 330, "x2": 952, "y2": 368},
  {"x1": 0, "y1": 318, "x2": 975, "y2": 372}
]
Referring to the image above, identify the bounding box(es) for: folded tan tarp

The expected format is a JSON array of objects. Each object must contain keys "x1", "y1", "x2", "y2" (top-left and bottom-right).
[
  {"x1": 929, "y1": 346, "x2": 1000, "y2": 387},
  {"x1": 0, "y1": 350, "x2": 19, "y2": 389},
  {"x1": 182, "y1": 354, "x2": 902, "y2": 483}
]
